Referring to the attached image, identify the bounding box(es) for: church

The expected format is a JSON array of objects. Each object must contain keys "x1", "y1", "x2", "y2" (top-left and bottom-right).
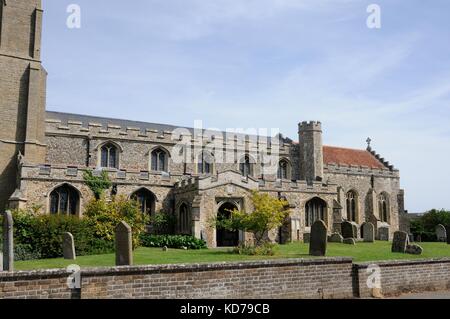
[{"x1": 0, "y1": 1, "x2": 406, "y2": 247}]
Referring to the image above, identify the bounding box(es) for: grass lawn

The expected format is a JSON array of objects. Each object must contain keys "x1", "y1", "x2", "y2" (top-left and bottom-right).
[{"x1": 15, "y1": 241, "x2": 450, "y2": 271}]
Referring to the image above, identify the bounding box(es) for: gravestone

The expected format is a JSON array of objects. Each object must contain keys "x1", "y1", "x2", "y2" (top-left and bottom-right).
[
  {"x1": 63, "y1": 232, "x2": 76, "y2": 260},
  {"x1": 343, "y1": 238, "x2": 356, "y2": 245},
  {"x1": 0, "y1": 252, "x2": 3, "y2": 271},
  {"x1": 309, "y1": 220, "x2": 327, "y2": 256},
  {"x1": 115, "y1": 221, "x2": 133, "y2": 266},
  {"x1": 362, "y1": 222, "x2": 375, "y2": 243},
  {"x1": 446, "y1": 226, "x2": 450, "y2": 245},
  {"x1": 435, "y1": 224, "x2": 446, "y2": 242},
  {"x1": 378, "y1": 227, "x2": 389, "y2": 241},
  {"x1": 329, "y1": 233, "x2": 343, "y2": 243},
  {"x1": 406, "y1": 244, "x2": 423, "y2": 255},
  {"x1": 341, "y1": 221, "x2": 357, "y2": 239},
  {"x1": 2, "y1": 211, "x2": 14, "y2": 271},
  {"x1": 392, "y1": 231, "x2": 409, "y2": 253},
  {"x1": 303, "y1": 233, "x2": 310, "y2": 244}
]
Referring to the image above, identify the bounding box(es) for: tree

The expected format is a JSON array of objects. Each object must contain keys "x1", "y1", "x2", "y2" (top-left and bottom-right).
[
  {"x1": 214, "y1": 191, "x2": 289, "y2": 246},
  {"x1": 410, "y1": 209, "x2": 450, "y2": 242}
]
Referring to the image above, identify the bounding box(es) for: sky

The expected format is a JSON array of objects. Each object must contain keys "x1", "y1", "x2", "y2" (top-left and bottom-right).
[{"x1": 40, "y1": 0, "x2": 450, "y2": 212}]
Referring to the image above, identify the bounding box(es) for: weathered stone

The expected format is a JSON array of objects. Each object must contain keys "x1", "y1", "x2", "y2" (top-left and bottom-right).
[
  {"x1": 341, "y1": 221, "x2": 357, "y2": 239},
  {"x1": 343, "y1": 238, "x2": 356, "y2": 245},
  {"x1": 378, "y1": 227, "x2": 390, "y2": 241},
  {"x1": 329, "y1": 233, "x2": 343, "y2": 243},
  {"x1": 0, "y1": 252, "x2": 3, "y2": 271},
  {"x1": 446, "y1": 226, "x2": 450, "y2": 245},
  {"x1": 162, "y1": 246, "x2": 168, "y2": 252},
  {"x1": 405, "y1": 244, "x2": 423, "y2": 255},
  {"x1": 362, "y1": 222, "x2": 375, "y2": 243},
  {"x1": 371, "y1": 288, "x2": 384, "y2": 299},
  {"x1": 303, "y1": 233, "x2": 310, "y2": 244},
  {"x1": 63, "y1": 232, "x2": 76, "y2": 260},
  {"x1": 392, "y1": 231, "x2": 409, "y2": 253},
  {"x1": 115, "y1": 221, "x2": 133, "y2": 266},
  {"x1": 309, "y1": 220, "x2": 327, "y2": 256},
  {"x1": 435, "y1": 224, "x2": 446, "y2": 242},
  {"x1": 2, "y1": 211, "x2": 14, "y2": 271}
]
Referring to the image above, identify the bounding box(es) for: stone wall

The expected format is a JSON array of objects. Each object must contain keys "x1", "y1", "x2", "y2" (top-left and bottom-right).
[
  {"x1": 354, "y1": 258, "x2": 450, "y2": 298},
  {"x1": 2, "y1": 257, "x2": 450, "y2": 299}
]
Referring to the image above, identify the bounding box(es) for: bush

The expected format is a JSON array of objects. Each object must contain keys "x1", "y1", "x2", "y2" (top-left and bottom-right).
[
  {"x1": 11, "y1": 209, "x2": 114, "y2": 260},
  {"x1": 149, "y1": 211, "x2": 176, "y2": 235},
  {"x1": 410, "y1": 209, "x2": 450, "y2": 242},
  {"x1": 231, "y1": 242, "x2": 276, "y2": 256},
  {"x1": 84, "y1": 195, "x2": 150, "y2": 248},
  {"x1": 140, "y1": 234, "x2": 207, "y2": 250}
]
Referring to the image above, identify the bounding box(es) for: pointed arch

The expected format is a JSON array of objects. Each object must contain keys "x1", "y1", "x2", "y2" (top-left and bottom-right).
[
  {"x1": 131, "y1": 188, "x2": 157, "y2": 216},
  {"x1": 346, "y1": 189, "x2": 359, "y2": 222},
  {"x1": 305, "y1": 197, "x2": 327, "y2": 227},
  {"x1": 48, "y1": 183, "x2": 81, "y2": 216},
  {"x1": 150, "y1": 146, "x2": 170, "y2": 172},
  {"x1": 96, "y1": 140, "x2": 123, "y2": 169},
  {"x1": 238, "y1": 153, "x2": 255, "y2": 177},
  {"x1": 178, "y1": 202, "x2": 191, "y2": 235},
  {"x1": 378, "y1": 192, "x2": 390, "y2": 223},
  {"x1": 197, "y1": 151, "x2": 215, "y2": 175},
  {"x1": 277, "y1": 158, "x2": 292, "y2": 180}
]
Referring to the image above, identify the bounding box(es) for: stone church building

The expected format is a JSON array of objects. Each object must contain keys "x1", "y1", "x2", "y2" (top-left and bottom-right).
[{"x1": 0, "y1": 1, "x2": 406, "y2": 247}]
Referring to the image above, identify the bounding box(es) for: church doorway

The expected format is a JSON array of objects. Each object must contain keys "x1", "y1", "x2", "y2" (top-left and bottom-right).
[{"x1": 216, "y1": 202, "x2": 239, "y2": 247}]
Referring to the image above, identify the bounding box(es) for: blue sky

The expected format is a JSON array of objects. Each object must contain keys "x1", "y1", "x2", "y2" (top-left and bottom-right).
[{"x1": 41, "y1": 0, "x2": 450, "y2": 212}]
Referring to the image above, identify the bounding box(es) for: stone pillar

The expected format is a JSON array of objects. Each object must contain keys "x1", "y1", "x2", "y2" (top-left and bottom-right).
[
  {"x1": 2, "y1": 210, "x2": 14, "y2": 271},
  {"x1": 298, "y1": 121, "x2": 324, "y2": 183},
  {"x1": 115, "y1": 221, "x2": 133, "y2": 266},
  {"x1": 63, "y1": 232, "x2": 76, "y2": 260}
]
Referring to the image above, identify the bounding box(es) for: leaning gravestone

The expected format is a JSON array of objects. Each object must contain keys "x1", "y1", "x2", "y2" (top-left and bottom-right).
[
  {"x1": 329, "y1": 233, "x2": 343, "y2": 243},
  {"x1": 362, "y1": 222, "x2": 375, "y2": 243},
  {"x1": 378, "y1": 227, "x2": 389, "y2": 241},
  {"x1": 2, "y1": 211, "x2": 14, "y2": 271},
  {"x1": 115, "y1": 221, "x2": 133, "y2": 266},
  {"x1": 392, "y1": 231, "x2": 409, "y2": 253},
  {"x1": 343, "y1": 238, "x2": 356, "y2": 245},
  {"x1": 341, "y1": 221, "x2": 356, "y2": 239},
  {"x1": 63, "y1": 232, "x2": 76, "y2": 260},
  {"x1": 435, "y1": 224, "x2": 447, "y2": 242},
  {"x1": 406, "y1": 244, "x2": 423, "y2": 255},
  {"x1": 309, "y1": 220, "x2": 327, "y2": 256}
]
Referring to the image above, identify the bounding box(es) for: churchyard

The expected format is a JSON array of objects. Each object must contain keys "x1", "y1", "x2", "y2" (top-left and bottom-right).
[{"x1": 13, "y1": 241, "x2": 450, "y2": 271}]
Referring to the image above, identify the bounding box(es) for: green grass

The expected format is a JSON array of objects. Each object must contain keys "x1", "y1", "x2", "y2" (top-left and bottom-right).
[{"x1": 14, "y1": 241, "x2": 450, "y2": 271}]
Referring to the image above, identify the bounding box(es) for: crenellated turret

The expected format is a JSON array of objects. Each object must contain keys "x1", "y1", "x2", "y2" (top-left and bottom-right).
[{"x1": 298, "y1": 121, "x2": 324, "y2": 184}]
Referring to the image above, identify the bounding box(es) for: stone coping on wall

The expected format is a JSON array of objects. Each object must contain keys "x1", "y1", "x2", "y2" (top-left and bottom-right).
[
  {"x1": 353, "y1": 257, "x2": 450, "y2": 269},
  {"x1": 324, "y1": 163, "x2": 399, "y2": 178},
  {"x1": 0, "y1": 257, "x2": 353, "y2": 280}
]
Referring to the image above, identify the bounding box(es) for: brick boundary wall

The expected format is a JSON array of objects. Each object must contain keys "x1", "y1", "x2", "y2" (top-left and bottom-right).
[
  {"x1": 354, "y1": 258, "x2": 450, "y2": 298},
  {"x1": 1, "y1": 257, "x2": 450, "y2": 299}
]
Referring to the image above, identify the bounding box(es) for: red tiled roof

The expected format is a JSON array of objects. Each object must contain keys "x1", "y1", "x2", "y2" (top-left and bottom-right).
[{"x1": 323, "y1": 146, "x2": 385, "y2": 169}]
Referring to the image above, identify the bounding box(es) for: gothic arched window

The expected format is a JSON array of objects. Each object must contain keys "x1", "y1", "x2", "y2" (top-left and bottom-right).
[
  {"x1": 50, "y1": 184, "x2": 79, "y2": 215},
  {"x1": 305, "y1": 197, "x2": 326, "y2": 227},
  {"x1": 239, "y1": 155, "x2": 253, "y2": 177},
  {"x1": 179, "y1": 203, "x2": 191, "y2": 235},
  {"x1": 379, "y1": 193, "x2": 389, "y2": 223},
  {"x1": 277, "y1": 159, "x2": 290, "y2": 180},
  {"x1": 151, "y1": 148, "x2": 168, "y2": 172},
  {"x1": 346, "y1": 191, "x2": 357, "y2": 222},
  {"x1": 100, "y1": 143, "x2": 119, "y2": 169},
  {"x1": 198, "y1": 152, "x2": 214, "y2": 175},
  {"x1": 131, "y1": 188, "x2": 156, "y2": 216}
]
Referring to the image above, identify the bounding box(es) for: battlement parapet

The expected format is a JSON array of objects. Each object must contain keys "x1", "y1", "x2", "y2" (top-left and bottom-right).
[{"x1": 298, "y1": 121, "x2": 322, "y2": 132}]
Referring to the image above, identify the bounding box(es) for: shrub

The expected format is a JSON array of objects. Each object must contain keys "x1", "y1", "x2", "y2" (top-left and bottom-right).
[
  {"x1": 149, "y1": 211, "x2": 176, "y2": 235},
  {"x1": 84, "y1": 195, "x2": 150, "y2": 248},
  {"x1": 83, "y1": 170, "x2": 112, "y2": 199},
  {"x1": 140, "y1": 234, "x2": 207, "y2": 250},
  {"x1": 231, "y1": 242, "x2": 276, "y2": 256},
  {"x1": 11, "y1": 209, "x2": 113, "y2": 259}
]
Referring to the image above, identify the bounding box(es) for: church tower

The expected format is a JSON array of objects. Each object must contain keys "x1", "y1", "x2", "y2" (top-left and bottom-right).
[
  {"x1": 0, "y1": 0, "x2": 47, "y2": 210},
  {"x1": 298, "y1": 121, "x2": 324, "y2": 183}
]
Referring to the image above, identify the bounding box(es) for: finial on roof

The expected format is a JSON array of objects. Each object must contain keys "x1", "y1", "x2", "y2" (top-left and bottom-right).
[{"x1": 366, "y1": 137, "x2": 372, "y2": 150}]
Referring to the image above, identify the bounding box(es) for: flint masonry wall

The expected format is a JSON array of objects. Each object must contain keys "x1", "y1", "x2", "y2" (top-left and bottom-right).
[{"x1": 2, "y1": 257, "x2": 450, "y2": 299}]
